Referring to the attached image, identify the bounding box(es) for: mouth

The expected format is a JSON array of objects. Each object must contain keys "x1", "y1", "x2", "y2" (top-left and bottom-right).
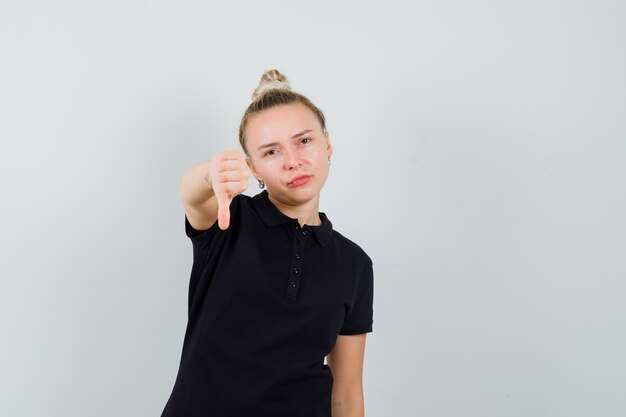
[{"x1": 288, "y1": 175, "x2": 311, "y2": 186}]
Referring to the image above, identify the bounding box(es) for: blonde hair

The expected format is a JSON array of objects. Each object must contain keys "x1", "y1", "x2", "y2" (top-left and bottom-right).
[{"x1": 239, "y1": 69, "x2": 327, "y2": 157}]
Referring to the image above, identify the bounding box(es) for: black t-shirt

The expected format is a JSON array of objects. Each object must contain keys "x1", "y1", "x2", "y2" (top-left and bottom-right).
[{"x1": 161, "y1": 189, "x2": 374, "y2": 417}]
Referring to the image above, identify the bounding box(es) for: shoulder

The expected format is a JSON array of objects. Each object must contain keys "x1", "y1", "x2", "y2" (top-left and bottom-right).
[
  {"x1": 330, "y1": 228, "x2": 373, "y2": 267},
  {"x1": 224, "y1": 192, "x2": 255, "y2": 215},
  {"x1": 230, "y1": 192, "x2": 253, "y2": 209},
  {"x1": 222, "y1": 192, "x2": 257, "y2": 224}
]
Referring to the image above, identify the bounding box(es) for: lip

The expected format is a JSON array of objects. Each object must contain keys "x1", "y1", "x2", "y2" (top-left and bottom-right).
[{"x1": 288, "y1": 175, "x2": 311, "y2": 186}]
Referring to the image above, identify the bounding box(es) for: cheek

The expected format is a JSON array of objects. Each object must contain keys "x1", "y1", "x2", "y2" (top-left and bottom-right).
[
  {"x1": 308, "y1": 145, "x2": 325, "y2": 159},
  {"x1": 315, "y1": 148, "x2": 329, "y2": 164},
  {"x1": 262, "y1": 164, "x2": 281, "y2": 180}
]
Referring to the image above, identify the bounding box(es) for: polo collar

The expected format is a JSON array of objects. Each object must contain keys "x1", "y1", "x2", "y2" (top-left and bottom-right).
[{"x1": 252, "y1": 190, "x2": 333, "y2": 247}]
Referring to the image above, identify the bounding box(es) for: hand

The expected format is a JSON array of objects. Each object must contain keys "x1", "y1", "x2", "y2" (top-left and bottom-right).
[{"x1": 208, "y1": 149, "x2": 250, "y2": 230}]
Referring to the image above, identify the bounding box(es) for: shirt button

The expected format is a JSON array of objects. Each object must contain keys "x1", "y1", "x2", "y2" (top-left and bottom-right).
[
  {"x1": 292, "y1": 268, "x2": 300, "y2": 275},
  {"x1": 302, "y1": 229, "x2": 309, "y2": 236},
  {"x1": 290, "y1": 281, "x2": 297, "y2": 288},
  {"x1": 295, "y1": 253, "x2": 301, "y2": 260}
]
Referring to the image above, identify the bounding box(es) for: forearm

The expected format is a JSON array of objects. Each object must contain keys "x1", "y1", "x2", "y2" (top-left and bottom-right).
[
  {"x1": 180, "y1": 159, "x2": 214, "y2": 206},
  {"x1": 331, "y1": 397, "x2": 364, "y2": 417}
]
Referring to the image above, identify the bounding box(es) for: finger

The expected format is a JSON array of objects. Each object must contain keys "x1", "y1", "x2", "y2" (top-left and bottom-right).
[
  {"x1": 217, "y1": 159, "x2": 247, "y2": 171},
  {"x1": 217, "y1": 194, "x2": 232, "y2": 230},
  {"x1": 219, "y1": 150, "x2": 245, "y2": 161},
  {"x1": 217, "y1": 170, "x2": 247, "y2": 183}
]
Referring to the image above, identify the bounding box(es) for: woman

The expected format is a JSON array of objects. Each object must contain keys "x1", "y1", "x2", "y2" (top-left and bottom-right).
[{"x1": 161, "y1": 69, "x2": 374, "y2": 417}]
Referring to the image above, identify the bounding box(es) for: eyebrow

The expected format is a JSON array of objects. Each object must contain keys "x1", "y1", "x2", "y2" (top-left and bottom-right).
[{"x1": 256, "y1": 129, "x2": 313, "y2": 152}]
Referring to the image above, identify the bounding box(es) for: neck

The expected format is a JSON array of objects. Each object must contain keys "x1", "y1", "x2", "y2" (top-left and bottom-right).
[{"x1": 267, "y1": 192, "x2": 322, "y2": 227}]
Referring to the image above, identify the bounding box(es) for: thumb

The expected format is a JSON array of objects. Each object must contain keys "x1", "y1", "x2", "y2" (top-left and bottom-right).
[{"x1": 217, "y1": 194, "x2": 232, "y2": 230}]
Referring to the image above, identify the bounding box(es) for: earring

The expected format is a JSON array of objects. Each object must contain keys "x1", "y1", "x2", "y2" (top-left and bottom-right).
[
  {"x1": 258, "y1": 179, "x2": 265, "y2": 189},
  {"x1": 328, "y1": 157, "x2": 331, "y2": 166}
]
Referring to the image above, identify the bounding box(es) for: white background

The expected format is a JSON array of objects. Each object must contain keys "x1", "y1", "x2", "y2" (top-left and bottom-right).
[{"x1": 1, "y1": 1, "x2": 625, "y2": 416}]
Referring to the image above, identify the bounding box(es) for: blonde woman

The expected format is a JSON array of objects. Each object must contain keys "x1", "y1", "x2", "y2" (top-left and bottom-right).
[{"x1": 161, "y1": 69, "x2": 374, "y2": 417}]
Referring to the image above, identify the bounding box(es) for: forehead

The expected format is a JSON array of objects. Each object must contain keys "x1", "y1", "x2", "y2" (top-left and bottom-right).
[{"x1": 246, "y1": 102, "x2": 320, "y2": 145}]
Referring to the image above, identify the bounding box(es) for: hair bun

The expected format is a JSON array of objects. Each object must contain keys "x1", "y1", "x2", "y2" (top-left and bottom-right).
[{"x1": 252, "y1": 69, "x2": 291, "y2": 101}]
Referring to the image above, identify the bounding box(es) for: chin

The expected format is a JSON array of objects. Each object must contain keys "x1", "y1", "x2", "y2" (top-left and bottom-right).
[{"x1": 283, "y1": 187, "x2": 319, "y2": 202}]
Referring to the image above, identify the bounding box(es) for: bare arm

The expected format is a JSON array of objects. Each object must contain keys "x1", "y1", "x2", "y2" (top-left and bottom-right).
[
  {"x1": 328, "y1": 334, "x2": 367, "y2": 417},
  {"x1": 180, "y1": 160, "x2": 219, "y2": 231}
]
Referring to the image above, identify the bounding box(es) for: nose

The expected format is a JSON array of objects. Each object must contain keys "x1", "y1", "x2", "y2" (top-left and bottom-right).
[{"x1": 284, "y1": 146, "x2": 301, "y2": 169}]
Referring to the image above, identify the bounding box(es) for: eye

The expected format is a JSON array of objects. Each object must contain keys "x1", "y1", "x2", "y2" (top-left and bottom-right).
[
  {"x1": 264, "y1": 149, "x2": 276, "y2": 157},
  {"x1": 300, "y1": 137, "x2": 312, "y2": 144}
]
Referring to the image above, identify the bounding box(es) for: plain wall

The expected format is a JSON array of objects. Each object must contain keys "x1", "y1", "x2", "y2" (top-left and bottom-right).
[{"x1": 1, "y1": 1, "x2": 625, "y2": 416}]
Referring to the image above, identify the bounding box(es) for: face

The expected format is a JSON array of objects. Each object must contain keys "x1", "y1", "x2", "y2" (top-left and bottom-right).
[{"x1": 245, "y1": 102, "x2": 333, "y2": 205}]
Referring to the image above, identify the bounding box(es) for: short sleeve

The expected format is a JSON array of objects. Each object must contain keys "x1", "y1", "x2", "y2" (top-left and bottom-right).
[
  {"x1": 184, "y1": 194, "x2": 242, "y2": 245},
  {"x1": 184, "y1": 195, "x2": 243, "y2": 316},
  {"x1": 339, "y1": 260, "x2": 374, "y2": 335},
  {"x1": 185, "y1": 212, "x2": 219, "y2": 242}
]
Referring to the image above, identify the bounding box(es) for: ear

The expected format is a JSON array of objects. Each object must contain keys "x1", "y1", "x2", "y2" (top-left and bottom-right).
[
  {"x1": 246, "y1": 158, "x2": 260, "y2": 180},
  {"x1": 325, "y1": 131, "x2": 333, "y2": 159}
]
